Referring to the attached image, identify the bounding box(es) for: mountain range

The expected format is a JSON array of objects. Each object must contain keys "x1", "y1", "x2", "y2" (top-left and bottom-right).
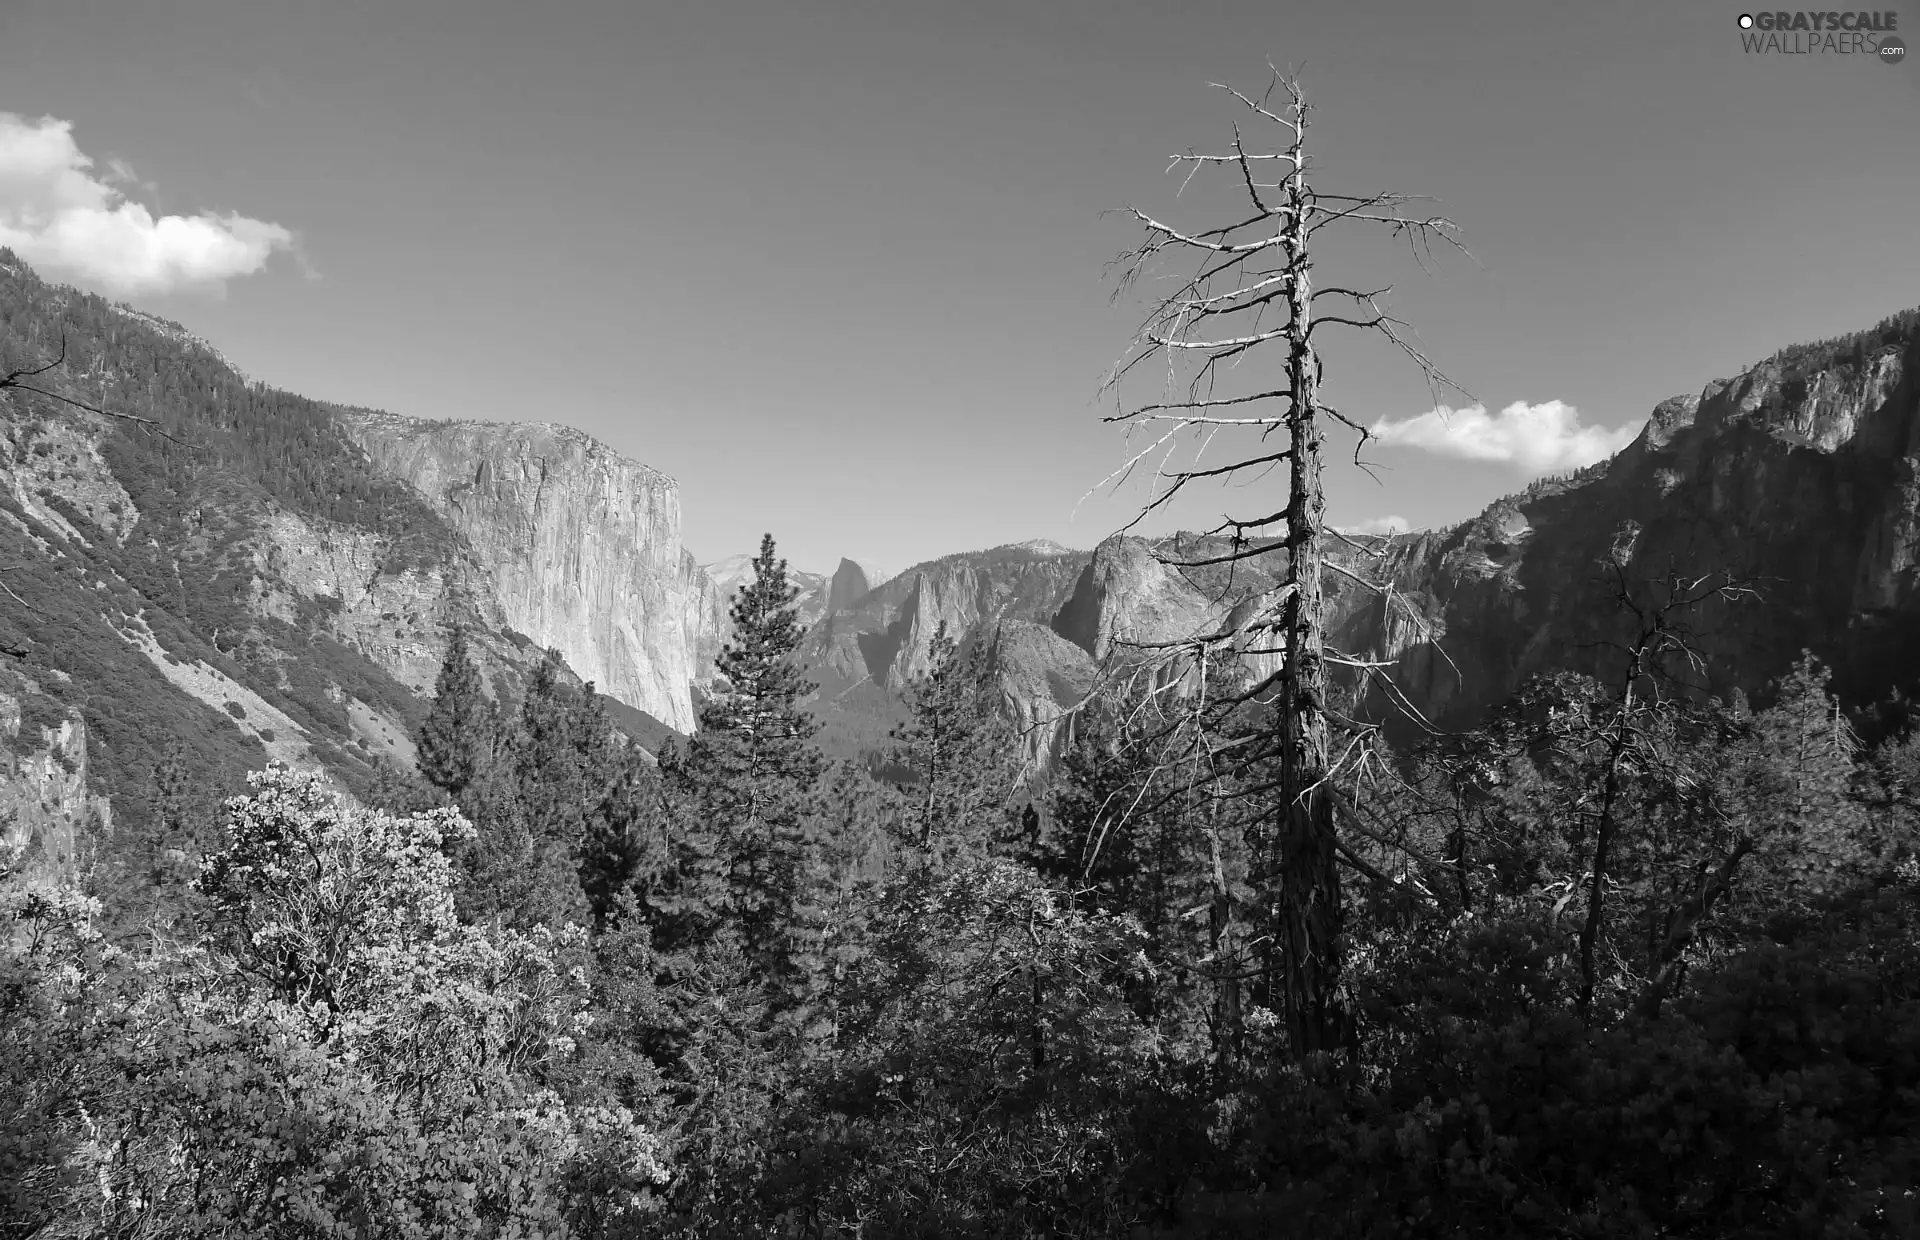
[{"x1": 2, "y1": 245, "x2": 1917, "y2": 861}]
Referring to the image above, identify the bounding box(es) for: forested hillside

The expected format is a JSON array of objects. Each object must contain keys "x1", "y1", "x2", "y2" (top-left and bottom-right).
[{"x1": 0, "y1": 250, "x2": 639, "y2": 876}]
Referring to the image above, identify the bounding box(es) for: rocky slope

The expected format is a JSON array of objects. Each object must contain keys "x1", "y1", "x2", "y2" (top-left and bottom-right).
[
  {"x1": 792, "y1": 541, "x2": 1088, "y2": 762},
  {"x1": 1352, "y1": 308, "x2": 1920, "y2": 728},
  {"x1": 0, "y1": 670, "x2": 110, "y2": 884},
  {"x1": 0, "y1": 252, "x2": 667, "y2": 848}
]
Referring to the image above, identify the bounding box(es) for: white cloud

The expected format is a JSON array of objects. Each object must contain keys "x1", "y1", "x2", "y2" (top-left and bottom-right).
[
  {"x1": 1369, "y1": 400, "x2": 1641, "y2": 475},
  {"x1": 1341, "y1": 514, "x2": 1413, "y2": 536},
  {"x1": 0, "y1": 113, "x2": 296, "y2": 297}
]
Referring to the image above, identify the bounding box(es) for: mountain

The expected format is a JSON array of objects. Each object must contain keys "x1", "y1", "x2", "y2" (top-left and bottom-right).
[
  {"x1": 6, "y1": 237, "x2": 1916, "y2": 842},
  {"x1": 0, "y1": 253, "x2": 689, "y2": 846},
  {"x1": 1345, "y1": 306, "x2": 1920, "y2": 730},
  {"x1": 786, "y1": 306, "x2": 1920, "y2": 768},
  {"x1": 703, "y1": 553, "x2": 831, "y2": 631},
  {"x1": 342, "y1": 411, "x2": 719, "y2": 734},
  {"x1": 792, "y1": 540, "x2": 1091, "y2": 763}
]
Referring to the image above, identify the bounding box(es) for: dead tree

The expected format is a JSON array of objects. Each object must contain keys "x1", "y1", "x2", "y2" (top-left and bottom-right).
[
  {"x1": 1, "y1": 333, "x2": 183, "y2": 441},
  {"x1": 1096, "y1": 69, "x2": 1468, "y2": 1062},
  {"x1": 1569, "y1": 558, "x2": 1754, "y2": 1021}
]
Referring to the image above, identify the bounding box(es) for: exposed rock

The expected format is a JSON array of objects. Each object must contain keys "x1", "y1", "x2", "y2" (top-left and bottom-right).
[
  {"x1": 1, "y1": 414, "x2": 138, "y2": 546},
  {"x1": 827, "y1": 557, "x2": 872, "y2": 613},
  {"x1": 342, "y1": 413, "x2": 707, "y2": 733},
  {"x1": 1337, "y1": 313, "x2": 1920, "y2": 728},
  {"x1": 797, "y1": 542, "x2": 1089, "y2": 700},
  {"x1": 249, "y1": 505, "x2": 487, "y2": 693},
  {"x1": 984, "y1": 620, "x2": 1098, "y2": 767},
  {"x1": 116, "y1": 612, "x2": 321, "y2": 771},
  {"x1": 0, "y1": 671, "x2": 111, "y2": 884},
  {"x1": 1052, "y1": 536, "x2": 1229, "y2": 663}
]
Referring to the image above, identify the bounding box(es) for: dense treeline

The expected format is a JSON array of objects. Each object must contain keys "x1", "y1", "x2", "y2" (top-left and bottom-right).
[
  {"x1": 4, "y1": 530, "x2": 1918, "y2": 1237},
  {"x1": 1763, "y1": 306, "x2": 1920, "y2": 379}
]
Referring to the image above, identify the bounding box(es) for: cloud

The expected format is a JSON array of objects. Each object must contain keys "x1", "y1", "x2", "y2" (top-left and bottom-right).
[
  {"x1": 1340, "y1": 514, "x2": 1413, "y2": 536},
  {"x1": 1369, "y1": 400, "x2": 1641, "y2": 475},
  {"x1": 0, "y1": 113, "x2": 296, "y2": 296}
]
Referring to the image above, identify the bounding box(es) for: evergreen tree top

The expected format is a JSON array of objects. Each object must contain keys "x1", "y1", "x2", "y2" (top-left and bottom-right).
[{"x1": 702, "y1": 533, "x2": 820, "y2": 748}]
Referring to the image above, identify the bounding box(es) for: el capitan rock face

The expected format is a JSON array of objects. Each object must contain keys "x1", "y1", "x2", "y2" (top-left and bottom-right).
[{"x1": 342, "y1": 413, "x2": 710, "y2": 733}]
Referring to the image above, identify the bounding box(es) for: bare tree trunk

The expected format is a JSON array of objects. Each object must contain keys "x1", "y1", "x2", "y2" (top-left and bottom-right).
[
  {"x1": 1576, "y1": 731, "x2": 1628, "y2": 1021},
  {"x1": 1575, "y1": 565, "x2": 1754, "y2": 1021},
  {"x1": 1205, "y1": 823, "x2": 1243, "y2": 1067},
  {"x1": 1099, "y1": 69, "x2": 1469, "y2": 1068},
  {"x1": 1275, "y1": 162, "x2": 1345, "y2": 1059}
]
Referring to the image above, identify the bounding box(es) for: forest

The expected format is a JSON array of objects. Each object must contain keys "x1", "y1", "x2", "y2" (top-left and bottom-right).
[
  {"x1": 3, "y1": 72, "x2": 1919, "y2": 1240},
  {"x1": 2, "y1": 526, "x2": 1917, "y2": 1238}
]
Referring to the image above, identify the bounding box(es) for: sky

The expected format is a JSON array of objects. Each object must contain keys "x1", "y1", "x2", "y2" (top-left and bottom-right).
[{"x1": 1, "y1": 0, "x2": 1917, "y2": 576}]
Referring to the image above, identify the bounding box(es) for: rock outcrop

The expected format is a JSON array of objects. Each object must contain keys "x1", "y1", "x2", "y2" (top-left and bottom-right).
[
  {"x1": 984, "y1": 620, "x2": 1098, "y2": 767},
  {"x1": 343, "y1": 414, "x2": 709, "y2": 733},
  {"x1": 827, "y1": 557, "x2": 872, "y2": 614},
  {"x1": 0, "y1": 671, "x2": 111, "y2": 884},
  {"x1": 797, "y1": 542, "x2": 1088, "y2": 699},
  {"x1": 1343, "y1": 311, "x2": 1920, "y2": 727}
]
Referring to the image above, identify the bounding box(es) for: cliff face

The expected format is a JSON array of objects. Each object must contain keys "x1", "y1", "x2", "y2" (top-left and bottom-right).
[
  {"x1": 793, "y1": 309, "x2": 1920, "y2": 766},
  {"x1": 0, "y1": 673, "x2": 110, "y2": 884},
  {"x1": 1341, "y1": 310, "x2": 1920, "y2": 728},
  {"x1": 792, "y1": 542, "x2": 1087, "y2": 764},
  {"x1": 797, "y1": 542, "x2": 1087, "y2": 699},
  {"x1": 342, "y1": 413, "x2": 707, "y2": 733},
  {"x1": 984, "y1": 620, "x2": 1098, "y2": 768},
  {"x1": 826, "y1": 558, "x2": 872, "y2": 614}
]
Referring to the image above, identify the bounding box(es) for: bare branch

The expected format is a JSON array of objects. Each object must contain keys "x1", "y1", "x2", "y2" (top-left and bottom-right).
[{"x1": 1, "y1": 332, "x2": 191, "y2": 445}]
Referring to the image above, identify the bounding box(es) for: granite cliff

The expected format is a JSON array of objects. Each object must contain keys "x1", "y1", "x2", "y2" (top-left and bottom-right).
[
  {"x1": 342, "y1": 413, "x2": 714, "y2": 734},
  {"x1": 793, "y1": 541, "x2": 1088, "y2": 761},
  {"x1": 1351, "y1": 307, "x2": 1920, "y2": 728},
  {"x1": 0, "y1": 252, "x2": 672, "y2": 851}
]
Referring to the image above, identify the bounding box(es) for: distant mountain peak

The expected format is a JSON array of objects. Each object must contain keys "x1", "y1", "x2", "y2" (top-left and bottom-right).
[{"x1": 997, "y1": 538, "x2": 1079, "y2": 556}]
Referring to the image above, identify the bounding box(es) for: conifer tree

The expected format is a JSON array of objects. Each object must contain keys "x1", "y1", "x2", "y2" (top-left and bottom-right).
[
  {"x1": 887, "y1": 620, "x2": 1024, "y2": 868},
  {"x1": 511, "y1": 649, "x2": 621, "y2": 859},
  {"x1": 416, "y1": 623, "x2": 491, "y2": 801},
  {"x1": 580, "y1": 747, "x2": 670, "y2": 932},
  {"x1": 664, "y1": 533, "x2": 828, "y2": 1026},
  {"x1": 124, "y1": 740, "x2": 211, "y2": 925}
]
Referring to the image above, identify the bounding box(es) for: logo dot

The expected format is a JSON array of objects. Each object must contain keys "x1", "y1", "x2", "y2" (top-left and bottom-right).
[
  {"x1": 1738, "y1": 13, "x2": 1754, "y2": 28},
  {"x1": 1881, "y1": 35, "x2": 1907, "y2": 63}
]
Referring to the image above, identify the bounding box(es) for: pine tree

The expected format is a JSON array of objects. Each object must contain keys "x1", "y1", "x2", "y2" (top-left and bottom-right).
[
  {"x1": 662, "y1": 533, "x2": 828, "y2": 1028},
  {"x1": 511, "y1": 649, "x2": 611, "y2": 857},
  {"x1": 361, "y1": 758, "x2": 449, "y2": 816},
  {"x1": 1733, "y1": 653, "x2": 1879, "y2": 899},
  {"x1": 580, "y1": 747, "x2": 670, "y2": 932},
  {"x1": 887, "y1": 620, "x2": 1024, "y2": 869},
  {"x1": 416, "y1": 624, "x2": 491, "y2": 800}
]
